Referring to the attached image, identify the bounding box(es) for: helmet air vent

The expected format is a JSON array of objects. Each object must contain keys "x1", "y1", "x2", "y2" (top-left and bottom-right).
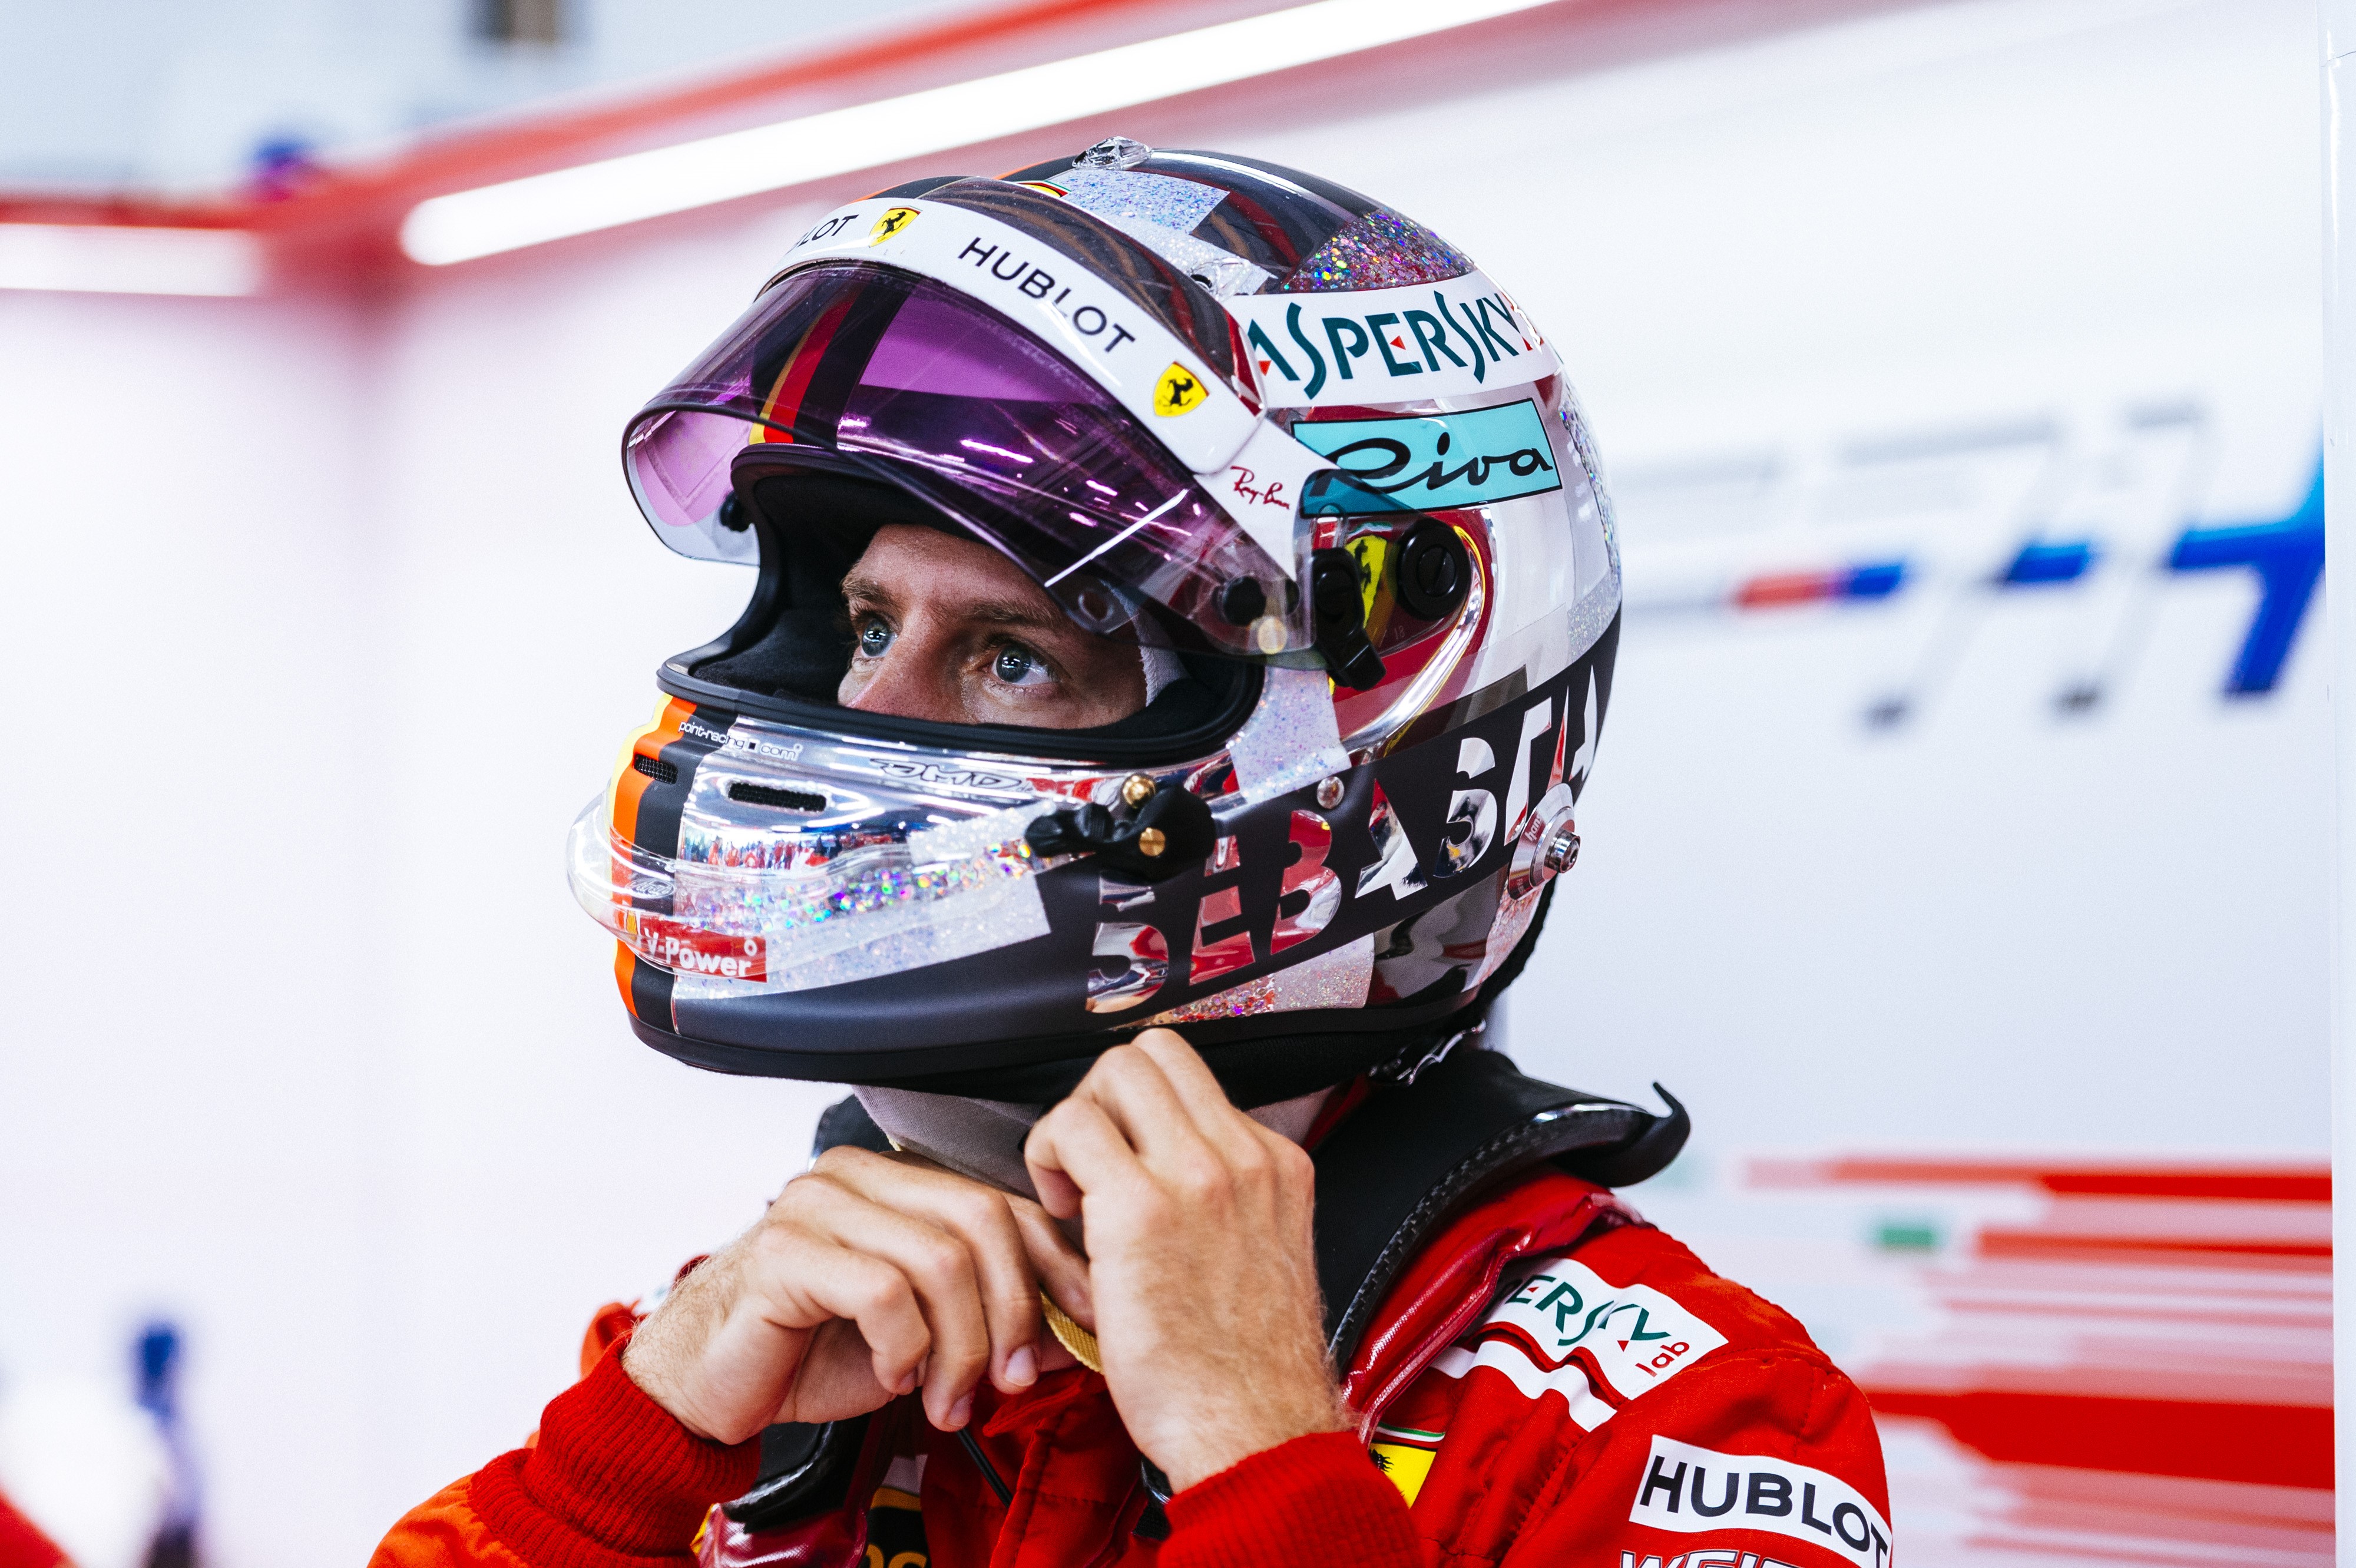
[
  {"x1": 632, "y1": 754, "x2": 678, "y2": 784},
  {"x1": 1075, "y1": 136, "x2": 1152, "y2": 169},
  {"x1": 728, "y1": 780, "x2": 828, "y2": 813}
]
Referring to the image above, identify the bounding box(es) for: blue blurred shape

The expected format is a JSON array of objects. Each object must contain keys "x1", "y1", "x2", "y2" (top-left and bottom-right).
[
  {"x1": 1841, "y1": 561, "x2": 1907, "y2": 599},
  {"x1": 134, "y1": 1321, "x2": 200, "y2": 1567},
  {"x1": 2166, "y1": 459, "x2": 2324, "y2": 695},
  {"x1": 135, "y1": 1321, "x2": 179, "y2": 1420},
  {"x1": 1998, "y1": 540, "x2": 2096, "y2": 585},
  {"x1": 247, "y1": 135, "x2": 320, "y2": 200}
]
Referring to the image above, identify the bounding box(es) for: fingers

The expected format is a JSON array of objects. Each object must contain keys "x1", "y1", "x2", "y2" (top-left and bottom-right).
[
  {"x1": 1007, "y1": 1192, "x2": 1095, "y2": 1330},
  {"x1": 1071, "y1": 1037, "x2": 1200, "y2": 1158},
  {"x1": 630, "y1": 1147, "x2": 1090, "y2": 1443},
  {"x1": 1028, "y1": 1031, "x2": 1276, "y2": 1209},
  {"x1": 778, "y1": 1236, "x2": 935, "y2": 1400},
  {"x1": 873, "y1": 1161, "x2": 1047, "y2": 1394},
  {"x1": 1127, "y1": 1028, "x2": 1248, "y2": 1131},
  {"x1": 769, "y1": 1183, "x2": 988, "y2": 1428},
  {"x1": 799, "y1": 1149, "x2": 1068, "y2": 1410},
  {"x1": 1025, "y1": 1090, "x2": 1151, "y2": 1221},
  {"x1": 775, "y1": 1318, "x2": 901, "y2": 1427}
]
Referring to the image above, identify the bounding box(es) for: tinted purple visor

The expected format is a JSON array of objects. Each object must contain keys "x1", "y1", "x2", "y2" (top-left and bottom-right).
[{"x1": 623, "y1": 262, "x2": 1308, "y2": 658}]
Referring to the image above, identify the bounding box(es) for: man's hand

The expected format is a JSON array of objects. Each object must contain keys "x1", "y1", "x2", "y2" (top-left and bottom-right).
[
  {"x1": 1024, "y1": 1030, "x2": 1349, "y2": 1492},
  {"x1": 623, "y1": 1149, "x2": 1091, "y2": 1444}
]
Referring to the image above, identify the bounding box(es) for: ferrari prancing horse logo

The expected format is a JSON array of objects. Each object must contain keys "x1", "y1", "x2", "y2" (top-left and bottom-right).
[
  {"x1": 868, "y1": 207, "x2": 919, "y2": 245},
  {"x1": 1154, "y1": 362, "x2": 1209, "y2": 416}
]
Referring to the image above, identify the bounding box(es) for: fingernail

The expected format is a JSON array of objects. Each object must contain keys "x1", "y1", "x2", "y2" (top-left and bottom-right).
[
  {"x1": 949, "y1": 1392, "x2": 974, "y2": 1429},
  {"x1": 895, "y1": 1368, "x2": 919, "y2": 1395},
  {"x1": 1005, "y1": 1345, "x2": 1037, "y2": 1388}
]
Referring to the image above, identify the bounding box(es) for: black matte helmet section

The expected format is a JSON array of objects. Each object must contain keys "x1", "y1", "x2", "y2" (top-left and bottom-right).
[{"x1": 627, "y1": 876, "x2": 1567, "y2": 1110}]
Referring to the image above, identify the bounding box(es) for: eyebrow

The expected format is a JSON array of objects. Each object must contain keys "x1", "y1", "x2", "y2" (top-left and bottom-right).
[{"x1": 842, "y1": 572, "x2": 1077, "y2": 637}]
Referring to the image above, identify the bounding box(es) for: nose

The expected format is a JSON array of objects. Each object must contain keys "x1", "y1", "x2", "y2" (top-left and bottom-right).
[{"x1": 841, "y1": 634, "x2": 968, "y2": 723}]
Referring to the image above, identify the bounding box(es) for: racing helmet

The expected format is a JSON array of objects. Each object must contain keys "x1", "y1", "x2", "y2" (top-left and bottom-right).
[{"x1": 570, "y1": 139, "x2": 1622, "y2": 1106}]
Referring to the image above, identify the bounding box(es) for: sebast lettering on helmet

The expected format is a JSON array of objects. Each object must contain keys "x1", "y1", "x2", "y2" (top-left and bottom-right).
[{"x1": 572, "y1": 138, "x2": 1620, "y2": 1106}]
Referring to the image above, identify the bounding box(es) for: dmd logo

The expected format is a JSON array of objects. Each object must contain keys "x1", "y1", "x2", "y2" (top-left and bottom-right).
[{"x1": 1295, "y1": 400, "x2": 1562, "y2": 512}]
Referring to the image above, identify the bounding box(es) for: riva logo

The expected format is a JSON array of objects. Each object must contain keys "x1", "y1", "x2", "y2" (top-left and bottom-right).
[
  {"x1": 1629, "y1": 1436, "x2": 1892, "y2": 1568},
  {"x1": 1293, "y1": 399, "x2": 1562, "y2": 513}
]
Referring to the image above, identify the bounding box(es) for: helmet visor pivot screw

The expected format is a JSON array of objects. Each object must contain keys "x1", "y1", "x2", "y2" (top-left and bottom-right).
[
  {"x1": 1136, "y1": 826, "x2": 1167, "y2": 858},
  {"x1": 1120, "y1": 773, "x2": 1157, "y2": 808},
  {"x1": 1394, "y1": 520, "x2": 1471, "y2": 621},
  {"x1": 1217, "y1": 577, "x2": 1268, "y2": 626},
  {"x1": 1315, "y1": 776, "x2": 1345, "y2": 809},
  {"x1": 1543, "y1": 829, "x2": 1581, "y2": 875}
]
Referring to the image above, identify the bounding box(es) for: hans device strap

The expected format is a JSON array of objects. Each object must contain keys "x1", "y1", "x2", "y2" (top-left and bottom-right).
[{"x1": 722, "y1": 1047, "x2": 1685, "y2": 1530}]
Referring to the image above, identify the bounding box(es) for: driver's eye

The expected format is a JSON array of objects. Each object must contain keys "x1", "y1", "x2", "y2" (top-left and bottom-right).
[
  {"x1": 992, "y1": 646, "x2": 1050, "y2": 686},
  {"x1": 856, "y1": 618, "x2": 894, "y2": 657}
]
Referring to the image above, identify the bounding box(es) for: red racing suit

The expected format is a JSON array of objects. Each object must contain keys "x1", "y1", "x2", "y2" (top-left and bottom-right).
[{"x1": 373, "y1": 1167, "x2": 1890, "y2": 1568}]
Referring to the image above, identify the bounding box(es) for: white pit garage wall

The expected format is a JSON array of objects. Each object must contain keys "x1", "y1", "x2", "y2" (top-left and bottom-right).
[
  {"x1": 0, "y1": 0, "x2": 2333, "y2": 1559},
  {"x1": 2323, "y1": 0, "x2": 2356, "y2": 1537}
]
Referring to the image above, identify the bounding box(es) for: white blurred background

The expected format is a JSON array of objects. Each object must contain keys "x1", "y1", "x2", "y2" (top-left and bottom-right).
[{"x1": 0, "y1": 0, "x2": 2326, "y2": 1562}]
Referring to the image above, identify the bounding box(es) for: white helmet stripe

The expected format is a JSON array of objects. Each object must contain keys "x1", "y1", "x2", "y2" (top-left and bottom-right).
[{"x1": 775, "y1": 198, "x2": 1258, "y2": 475}]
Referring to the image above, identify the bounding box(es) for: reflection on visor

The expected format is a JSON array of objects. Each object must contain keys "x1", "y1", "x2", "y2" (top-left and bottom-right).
[
  {"x1": 624, "y1": 263, "x2": 1307, "y2": 659},
  {"x1": 567, "y1": 795, "x2": 1054, "y2": 995}
]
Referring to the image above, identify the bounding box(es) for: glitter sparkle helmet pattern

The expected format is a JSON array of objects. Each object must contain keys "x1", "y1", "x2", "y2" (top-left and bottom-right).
[{"x1": 581, "y1": 142, "x2": 1623, "y2": 1105}]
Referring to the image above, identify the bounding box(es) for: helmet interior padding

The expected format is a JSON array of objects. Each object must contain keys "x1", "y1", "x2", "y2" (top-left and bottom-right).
[{"x1": 679, "y1": 465, "x2": 1261, "y2": 751}]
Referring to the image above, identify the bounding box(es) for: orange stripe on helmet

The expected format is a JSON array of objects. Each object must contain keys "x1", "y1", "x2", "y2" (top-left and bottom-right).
[
  {"x1": 614, "y1": 942, "x2": 641, "y2": 1020},
  {"x1": 749, "y1": 289, "x2": 859, "y2": 444},
  {"x1": 606, "y1": 698, "x2": 697, "y2": 1027},
  {"x1": 609, "y1": 696, "x2": 696, "y2": 848}
]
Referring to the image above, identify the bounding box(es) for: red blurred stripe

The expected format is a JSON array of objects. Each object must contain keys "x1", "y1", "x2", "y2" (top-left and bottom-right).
[
  {"x1": 1862, "y1": 1390, "x2": 2331, "y2": 1490},
  {"x1": 1976, "y1": 1230, "x2": 2332, "y2": 1265},
  {"x1": 1733, "y1": 571, "x2": 1839, "y2": 607},
  {"x1": 1751, "y1": 1157, "x2": 2328, "y2": 1203}
]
